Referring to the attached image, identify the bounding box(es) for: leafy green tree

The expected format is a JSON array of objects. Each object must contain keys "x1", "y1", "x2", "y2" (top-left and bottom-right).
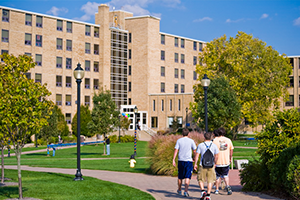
[
  {"x1": 0, "y1": 53, "x2": 52, "y2": 198},
  {"x1": 71, "y1": 105, "x2": 92, "y2": 137},
  {"x1": 55, "y1": 105, "x2": 69, "y2": 137},
  {"x1": 0, "y1": 123, "x2": 10, "y2": 184},
  {"x1": 40, "y1": 106, "x2": 58, "y2": 143},
  {"x1": 87, "y1": 89, "x2": 119, "y2": 154},
  {"x1": 120, "y1": 115, "x2": 130, "y2": 135},
  {"x1": 192, "y1": 75, "x2": 242, "y2": 135},
  {"x1": 196, "y1": 31, "x2": 292, "y2": 126}
]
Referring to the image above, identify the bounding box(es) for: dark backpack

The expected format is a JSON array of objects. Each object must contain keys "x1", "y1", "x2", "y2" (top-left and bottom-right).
[{"x1": 202, "y1": 142, "x2": 214, "y2": 168}]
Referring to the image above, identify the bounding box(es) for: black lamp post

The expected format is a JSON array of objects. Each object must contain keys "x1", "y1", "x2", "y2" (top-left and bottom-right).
[
  {"x1": 73, "y1": 63, "x2": 84, "y2": 181},
  {"x1": 134, "y1": 106, "x2": 138, "y2": 156},
  {"x1": 118, "y1": 113, "x2": 121, "y2": 143},
  {"x1": 186, "y1": 107, "x2": 188, "y2": 128},
  {"x1": 201, "y1": 74, "x2": 210, "y2": 133}
]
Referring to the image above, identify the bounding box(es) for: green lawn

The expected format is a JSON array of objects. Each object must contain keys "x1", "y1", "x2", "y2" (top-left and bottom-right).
[
  {"x1": 233, "y1": 140, "x2": 257, "y2": 147},
  {"x1": 0, "y1": 169, "x2": 154, "y2": 200}
]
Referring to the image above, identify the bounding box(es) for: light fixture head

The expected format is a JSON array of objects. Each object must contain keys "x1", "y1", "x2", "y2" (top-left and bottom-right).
[
  {"x1": 74, "y1": 63, "x2": 85, "y2": 80},
  {"x1": 201, "y1": 74, "x2": 210, "y2": 87},
  {"x1": 134, "y1": 106, "x2": 138, "y2": 113}
]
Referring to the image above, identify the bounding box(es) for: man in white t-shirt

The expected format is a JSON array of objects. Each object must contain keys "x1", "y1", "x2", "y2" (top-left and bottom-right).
[{"x1": 172, "y1": 129, "x2": 197, "y2": 197}]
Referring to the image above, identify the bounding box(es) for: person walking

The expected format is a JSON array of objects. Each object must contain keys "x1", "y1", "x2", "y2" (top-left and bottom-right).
[
  {"x1": 105, "y1": 136, "x2": 110, "y2": 155},
  {"x1": 213, "y1": 127, "x2": 234, "y2": 195},
  {"x1": 172, "y1": 129, "x2": 197, "y2": 197},
  {"x1": 194, "y1": 132, "x2": 219, "y2": 200}
]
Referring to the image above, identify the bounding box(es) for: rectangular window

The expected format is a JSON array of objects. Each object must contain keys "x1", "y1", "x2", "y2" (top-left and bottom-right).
[
  {"x1": 56, "y1": 94, "x2": 62, "y2": 106},
  {"x1": 285, "y1": 95, "x2": 294, "y2": 106},
  {"x1": 56, "y1": 57, "x2": 62, "y2": 68},
  {"x1": 67, "y1": 21, "x2": 72, "y2": 33},
  {"x1": 290, "y1": 58, "x2": 294, "y2": 68},
  {"x1": 170, "y1": 99, "x2": 172, "y2": 111},
  {"x1": 161, "y1": 50, "x2": 165, "y2": 60},
  {"x1": 94, "y1": 44, "x2": 99, "y2": 55},
  {"x1": 193, "y1": 56, "x2": 197, "y2": 65},
  {"x1": 129, "y1": 82, "x2": 131, "y2": 92},
  {"x1": 199, "y1": 42, "x2": 203, "y2": 51},
  {"x1": 36, "y1": 35, "x2": 42, "y2": 47},
  {"x1": 168, "y1": 117, "x2": 174, "y2": 128},
  {"x1": 175, "y1": 53, "x2": 178, "y2": 63},
  {"x1": 66, "y1": 113, "x2": 71, "y2": 124},
  {"x1": 25, "y1": 33, "x2": 32, "y2": 45},
  {"x1": 151, "y1": 117, "x2": 158, "y2": 128},
  {"x1": 181, "y1": 39, "x2": 185, "y2": 48},
  {"x1": 66, "y1": 76, "x2": 72, "y2": 88},
  {"x1": 35, "y1": 73, "x2": 42, "y2": 84},
  {"x1": 162, "y1": 100, "x2": 164, "y2": 111},
  {"x1": 57, "y1": 20, "x2": 63, "y2": 31},
  {"x1": 85, "y1": 60, "x2": 90, "y2": 71},
  {"x1": 94, "y1": 61, "x2": 99, "y2": 72},
  {"x1": 161, "y1": 66, "x2": 165, "y2": 76},
  {"x1": 181, "y1": 54, "x2": 185, "y2": 64},
  {"x1": 129, "y1": 33, "x2": 131, "y2": 43},
  {"x1": 181, "y1": 69, "x2": 185, "y2": 79},
  {"x1": 56, "y1": 75, "x2": 62, "y2": 87},
  {"x1": 161, "y1": 82, "x2": 165, "y2": 93},
  {"x1": 67, "y1": 40, "x2": 72, "y2": 51},
  {"x1": 178, "y1": 99, "x2": 181, "y2": 111},
  {"x1": 193, "y1": 71, "x2": 197, "y2": 80},
  {"x1": 129, "y1": 49, "x2": 131, "y2": 59},
  {"x1": 174, "y1": 84, "x2": 178, "y2": 93},
  {"x1": 25, "y1": 52, "x2": 31, "y2": 57},
  {"x1": 66, "y1": 58, "x2": 72, "y2": 69},
  {"x1": 2, "y1": 9, "x2": 9, "y2": 22},
  {"x1": 153, "y1": 100, "x2": 156, "y2": 111},
  {"x1": 2, "y1": 30, "x2": 9, "y2": 42},
  {"x1": 66, "y1": 95, "x2": 71, "y2": 106},
  {"x1": 85, "y1": 43, "x2": 90, "y2": 54},
  {"x1": 94, "y1": 27, "x2": 99, "y2": 37},
  {"x1": 35, "y1": 54, "x2": 42, "y2": 66},
  {"x1": 94, "y1": 79, "x2": 99, "y2": 90},
  {"x1": 129, "y1": 98, "x2": 131, "y2": 105},
  {"x1": 128, "y1": 65, "x2": 131, "y2": 75},
  {"x1": 290, "y1": 76, "x2": 294, "y2": 87},
  {"x1": 1, "y1": 50, "x2": 8, "y2": 61},
  {"x1": 85, "y1": 25, "x2": 91, "y2": 36},
  {"x1": 175, "y1": 68, "x2": 178, "y2": 78},
  {"x1": 85, "y1": 96, "x2": 90, "y2": 106},
  {"x1": 36, "y1": 16, "x2": 43, "y2": 27},
  {"x1": 25, "y1": 73, "x2": 31, "y2": 79},
  {"x1": 57, "y1": 38, "x2": 62, "y2": 50},
  {"x1": 181, "y1": 84, "x2": 185, "y2": 93},
  {"x1": 161, "y1": 34, "x2": 165, "y2": 45},
  {"x1": 25, "y1": 14, "x2": 32, "y2": 26},
  {"x1": 193, "y1": 41, "x2": 197, "y2": 50},
  {"x1": 175, "y1": 37, "x2": 178, "y2": 47},
  {"x1": 85, "y1": 78, "x2": 90, "y2": 89}
]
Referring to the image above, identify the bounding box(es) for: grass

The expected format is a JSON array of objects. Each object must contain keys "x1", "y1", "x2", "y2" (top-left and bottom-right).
[
  {"x1": 233, "y1": 140, "x2": 258, "y2": 147},
  {"x1": 0, "y1": 169, "x2": 154, "y2": 200}
]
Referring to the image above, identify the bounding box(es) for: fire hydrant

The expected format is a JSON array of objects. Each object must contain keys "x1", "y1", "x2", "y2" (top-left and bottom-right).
[{"x1": 129, "y1": 155, "x2": 136, "y2": 168}]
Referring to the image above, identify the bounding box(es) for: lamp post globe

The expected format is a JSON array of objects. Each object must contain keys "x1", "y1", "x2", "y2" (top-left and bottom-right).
[
  {"x1": 201, "y1": 74, "x2": 210, "y2": 133},
  {"x1": 133, "y1": 106, "x2": 138, "y2": 156},
  {"x1": 74, "y1": 63, "x2": 84, "y2": 181}
]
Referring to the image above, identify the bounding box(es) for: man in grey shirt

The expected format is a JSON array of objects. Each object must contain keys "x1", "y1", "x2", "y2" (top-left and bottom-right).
[{"x1": 172, "y1": 129, "x2": 197, "y2": 197}]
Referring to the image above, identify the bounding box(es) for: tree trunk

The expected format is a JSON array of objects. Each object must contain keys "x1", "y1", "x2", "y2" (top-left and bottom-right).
[
  {"x1": 16, "y1": 146, "x2": 23, "y2": 199},
  {"x1": 1, "y1": 146, "x2": 4, "y2": 184},
  {"x1": 103, "y1": 144, "x2": 106, "y2": 155}
]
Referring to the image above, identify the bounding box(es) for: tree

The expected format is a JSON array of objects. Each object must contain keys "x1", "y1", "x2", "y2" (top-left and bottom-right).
[
  {"x1": 120, "y1": 115, "x2": 130, "y2": 135},
  {"x1": 196, "y1": 31, "x2": 292, "y2": 126},
  {"x1": 55, "y1": 105, "x2": 69, "y2": 137},
  {"x1": 87, "y1": 89, "x2": 119, "y2": 153},
  {"x1": 40, "y1": 105, "x2": 58, "y2": 144},
  {"x1": 0, "y1": 123, "x2": 9, "y2": 184},
  {"x1": 192, "y1": 75, "x2": 242, "y2": 135},
  {"x1": 71, "y1": 105, "x2": 92, "y2": 137},
  {"x1": 0, "y1": 53, "x2": 52, "y2": 199}
]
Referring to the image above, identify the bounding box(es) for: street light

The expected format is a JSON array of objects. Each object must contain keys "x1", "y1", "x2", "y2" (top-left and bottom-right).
[
  {"x1": 73, "y1": 63, "x2": 84, "y2": 181},
  {"x1": 201, "y1": 74, "x2": 210, "y2": 133},
  {"x1": 186, "y1": 107, "x2": 188, "y2": 128},
  {"x1": 134, "y1": 106, "x2": 138, "y2": 156}
]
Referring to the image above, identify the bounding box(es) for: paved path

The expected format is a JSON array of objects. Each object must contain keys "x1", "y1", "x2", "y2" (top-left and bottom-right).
[{"x1": 3, "y1": 165, "x2": 281, "y2": 200}]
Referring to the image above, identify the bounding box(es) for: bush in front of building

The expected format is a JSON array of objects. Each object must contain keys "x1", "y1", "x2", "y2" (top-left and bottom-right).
[
  {"x1": 119, "y1": 135, "x2": 135, "y2": 143},
  {"x1": 286, "y1": 155, "x2": 300, "y2": 198},
  {"x1": 148, "y1": 131, "x2": 204, "y2": 176}
]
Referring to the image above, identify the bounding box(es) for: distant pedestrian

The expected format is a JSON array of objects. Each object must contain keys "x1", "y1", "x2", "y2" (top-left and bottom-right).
[
  {"x1": 172, "y1": 128, "x2": 197, "y2": 197},
  {"x1": 212, "y1": 127, "x2": 234, "y2": 195},
  {"x1": 137, "y1": 120, "x2": 141, "y2": 130},
  {"x1": 194, "y1": 132, "x2": 219, "y2": 200},
  {"x1": 105, "y1": 136, "x2": 110, "y2": 155}
]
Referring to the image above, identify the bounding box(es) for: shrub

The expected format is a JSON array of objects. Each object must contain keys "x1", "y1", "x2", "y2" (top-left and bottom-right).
[
  {"x1": 240, "y1": 158, "x2": 270, "y2": 192},
  {"x1": 148, "y1": 131, "x2": 204, "y2": 176},
  {"x1": 287, "y1": 155, "x2": 300, "y2": 198},
  {"x1": 62, "y1": 135, "x2": 77, "y2": 143},
  {"x1": 119, "y1": 135, "x2": 135, "y2": 143},
  {"x1": 109, "y1": 135, "x2": 118, "y2": 143}
]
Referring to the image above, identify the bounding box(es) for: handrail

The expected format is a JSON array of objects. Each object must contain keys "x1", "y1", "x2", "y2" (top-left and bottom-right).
[{"x1": 142, "y1": 124, "x2": 157, "y2": 136}]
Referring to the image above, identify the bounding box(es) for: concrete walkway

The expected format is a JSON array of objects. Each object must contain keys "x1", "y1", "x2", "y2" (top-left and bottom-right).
[{"x1": 3, "y1": 165, "x2": 281, "y2": 200}]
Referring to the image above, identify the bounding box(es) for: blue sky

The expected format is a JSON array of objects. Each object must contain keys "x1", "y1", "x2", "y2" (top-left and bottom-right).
[{"x1": 1, "y1": 0, "x2": 300, "y2": 56}]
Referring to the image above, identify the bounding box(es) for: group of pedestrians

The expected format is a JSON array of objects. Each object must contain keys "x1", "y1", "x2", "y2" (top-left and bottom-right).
[{"x1": 172, "y1": 128, "x2": 234, "y2": 200}]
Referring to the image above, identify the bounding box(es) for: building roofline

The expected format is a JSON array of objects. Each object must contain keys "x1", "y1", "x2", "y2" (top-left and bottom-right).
[
  {"x1": 125, "y1": 15, "x2": 160, "y2": 20},
  {"x1": 160, "y1": 31, "x2": 206, "y2": 43},
  {"x1": 288, "y1": 55, "x2": 300, "y2": 58},
  {"x1": 0, "y1": 6, "x2": 100, "y2": 27},
  {"x1": 110, "y1": 9, "x2": 133, "y2": 15},
  {"x1": 110, "y1": 27, "x2": 128, "y2": 33}
]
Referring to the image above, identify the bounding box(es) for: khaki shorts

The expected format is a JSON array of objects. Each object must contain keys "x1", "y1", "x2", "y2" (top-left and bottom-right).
[{"x1": 197, "y1": 165, "x2": 216, "y2": 184}]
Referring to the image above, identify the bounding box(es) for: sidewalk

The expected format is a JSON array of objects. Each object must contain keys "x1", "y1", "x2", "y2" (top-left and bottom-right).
[{"x1": 3, "y1": 165, "x2": 282, "y2": 200}]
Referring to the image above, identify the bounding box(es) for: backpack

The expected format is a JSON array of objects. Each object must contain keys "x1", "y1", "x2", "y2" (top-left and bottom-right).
[{"x1": 202, "y1": 142, "x2": 214, "y2": 168}]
